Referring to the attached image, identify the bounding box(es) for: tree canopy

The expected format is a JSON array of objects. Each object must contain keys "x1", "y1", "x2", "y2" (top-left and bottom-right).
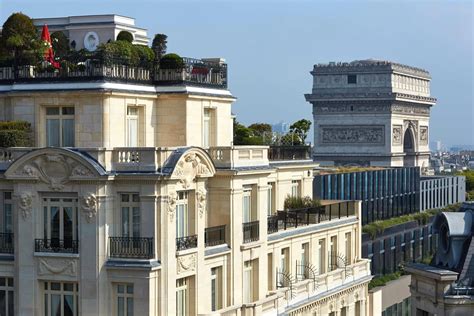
[
  {"x1": 51, "y1": 31, "x2": 69, "y2": 58},
  {"x1": 248, "y1": 123, "x2": 272, "y2": 137},
  {"x1": 117, "y1": 31, "x2": 134, "y2": 43},
  {"x1": 289, "y1": 119, "x2": 312, "y2": 144},
  {"x1": 152, "y1": 34, "x2": 168, "y2": 60}
]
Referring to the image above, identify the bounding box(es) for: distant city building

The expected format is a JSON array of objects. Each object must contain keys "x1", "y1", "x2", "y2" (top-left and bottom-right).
[
  {"x1": 272, "y1": 120, "x2": 290, "y2": 134},
  {"x1": 32, "y1": 14, "x2": 149, "y2": 51},
  {"x1": 305, "y1": 60, "x2": 436, "y2": 169},
  {"x1": 406, "y1": 202, "x2": 474, "y2": 315}
]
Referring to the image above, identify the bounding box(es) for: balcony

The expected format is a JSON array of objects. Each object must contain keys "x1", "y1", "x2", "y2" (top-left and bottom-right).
[
  {"x1": 109, "y1": 237, "x2": 154, "y2": 259},
  {"x1": 0, "y1": 233, "x2": 13, "y2": 254},
  {"x1": 204, "y1": 225, "x2": 226, "y2": 247},
  {"x1": 0, "y1": 57, "x2": 227, "y2": 89},
  {"x1": 268, "y1": 145, "x2": 311, "y2": 161},
  {"x1": 243, "y1": 221, "x2": 260, "y2": 243},
  {"x1": 208, "y1": 146, "x2": 269, "y2": 169},
  {"x1": 176, "y1": 235, "x2": 198, "y2": 251},
  {"x1": 267, "y1": 201, "x2": 356, "y2": 234},
  {"x1": 35, "y1": 239, "x2": 79, "y2": 254}
]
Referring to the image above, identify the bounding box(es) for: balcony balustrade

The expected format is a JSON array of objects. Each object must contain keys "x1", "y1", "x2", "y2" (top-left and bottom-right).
[
  {"x1": 204, "y1": 225, "x2": 226, "y2": 247},
  {"x1": 109, "y1": 237, "x2": 154, "y2": 259},
  {"x1": 0, "y1": 57, "x2": 227, "y2": 89},
  {"x1": 0, "y1": 233, "x2": 13, "y2": 254},
  {"x1": 176, "y1": 235, "x2": 198, "y2": 251},
  {"x1": 268, "y1": 145, "x2": 311, "y2": 161},
  {"x1": 243, "y1": 221, "x2": 260, "y2": 243},
  {"x1": 35, "y1": 239, "x2": 79, "y2": 254},
  {"x1": 267, "y1": 201, "x2": 355, "y2": 234}
]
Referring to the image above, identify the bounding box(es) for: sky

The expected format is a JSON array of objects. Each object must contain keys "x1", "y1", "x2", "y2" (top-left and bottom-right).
[{"x1": 1, "y1": 0, "x2": 473, "y2": 147}]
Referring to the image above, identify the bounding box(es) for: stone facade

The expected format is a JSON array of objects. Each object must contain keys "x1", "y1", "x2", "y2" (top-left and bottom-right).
[{"x1": 305, "y1": 60, "x2": 436, "y2": 169}]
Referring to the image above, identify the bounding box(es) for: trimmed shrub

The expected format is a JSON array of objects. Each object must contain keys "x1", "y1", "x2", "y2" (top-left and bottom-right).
[
  {"x1": 0, "y1": 121, "x2": 33, "y2": 147},
  {"x1": 284, "y1": 195, "x2": 321, "y2": 210},
  {"x1": 159, "y1": 53, "x2": 184, "y2": 69},
  {"x1": 51, "y1": 31, "x2": 69, "y2": 57},
  {"x1": 133, "y1": 45, "x2": 155, "y2": 67},
  {"x1": 151, "y1": 33, "x2": 167, "y2": 60},
  {"x1": 116, "y1": 31, "x2": 134, "y2": 43},
  {"x1": 2, "y1": 13, "x2": 40, "y2": 64}
]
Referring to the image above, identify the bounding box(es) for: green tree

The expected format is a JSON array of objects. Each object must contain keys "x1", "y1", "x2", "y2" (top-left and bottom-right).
[
  {"x1": 152, "y1": 34, "x2": 168, "y2": 61},
  {"x1": 248, "y1": 123, "x2": 272, "y2": 137},
  {"x1": 116, "y1": 30, "x2": 134, "y2": 43},
  {"x1": 289, "y1": 119, "x2": 312, "y2": 144},
  {"x1": 51, "y1": 31, "x2": 69, "y2": 58},
  {"x1": 1, "y1": 12, "x2": 41, "y2": 64}
]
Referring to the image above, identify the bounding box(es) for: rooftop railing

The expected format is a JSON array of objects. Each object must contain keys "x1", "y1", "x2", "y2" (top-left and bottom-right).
[
  {"x1": 268, "y1": 145, "x2": 311, "y2": 161},
  {"x1": 0, "y1": 57, "x2": 228, "y2": 89}
]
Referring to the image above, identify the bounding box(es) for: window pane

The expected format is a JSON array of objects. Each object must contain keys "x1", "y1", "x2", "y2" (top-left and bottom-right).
[
  {"x1": 62, "y1": 119, "x2": 75, "y2": 147},
  {"x1": 117, "y1": 297, "x2": 124, "y2": 316},
  {"x1": 122, "y1": 194, "x2": 129, "y2": 202},
  {"x1": 62, "y1": 107, "x2": 75, "y2": 115},
  {"x1": 64, "y1": 295, "x2": 74, "y2": 316},
  {"x1": 47, "y1": 119, "x2": 60, "y2": 147},
  {"x1": 122, "y1": 207, "x2": 130, "y2": 237},
  {"x1": 127, "y1": 118, "x2": 138, "y2": 147},
  {"x1": 7, "y1": 290, "x2": 13, "y2": 316},
  {"x1": 63, "y1": 283, "x2": 73, "y2": 292},
  {"x1": 132, "y1": 207, "x2": 140, "y2": 237},
  {"x1": 51, "y1": 283, "x2": 61, "y2": 291},
  {"x1": 126, "y1": 285, "x2": 133, "y2": 294},
  {"x1": 63, "y1": 207, "x2": 73, "y2": 243},
  {"x1": 51, "y1": 294, "x2": 61, "y2": 316},
  {"x1": 117, "y1": 285, "x2": 124, "y2": 294},
  {"x1": 50, "y1": 207, "x2": 60, "y2": 240},
  {"x1": 46, "y1": 107, "x2": 60, "y2": 115},
  {"x1": 132, "y1": 194, "x2": 139, "y2": 202},
  {"x1": 0, "y1": 290, "x2": 5, "y2": 316},
  {"x1": 127, "y1": 297, "x2": 133, "y2": 316},
  {"x1": 4, "y1": 204, "x2": 12, "y2": 234}
]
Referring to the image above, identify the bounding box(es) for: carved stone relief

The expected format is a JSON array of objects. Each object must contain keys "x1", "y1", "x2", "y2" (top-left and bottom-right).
[
  {"x1": 420, "y1": 126, "x2": 428, "y2": 145},
  {"x1": 392, "y1": 125, "x2": 402, "y2": 145},
  {"x1": 81, "y1": 193, "x2": 97, "y2": 223},
  {"x1": 168, "y1": 192, "x2": 177, "y2": 222},
  {"x1": 177, "y1": 253, "x2": 196, "y2": 274},
  {"x1": 38, "y1": 258, "x2": 77, "y2": 277},
  {"x1": 17, "y1": 192, "x2": 34, "y2": 220},
  {"x1": 173, "y1": 153, "x2": 212, "y2": 188},
  {"x1": 321, "y1": 126, "x2": 384, "y2": 144},
  {"x1": 196, "y1": 188, "x2": 207, "y2": 218}
]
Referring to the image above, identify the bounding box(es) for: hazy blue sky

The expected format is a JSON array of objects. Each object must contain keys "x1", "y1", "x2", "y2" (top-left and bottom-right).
[{"x1": 1, "y1": 0, "x2": 472, "y2": 147}]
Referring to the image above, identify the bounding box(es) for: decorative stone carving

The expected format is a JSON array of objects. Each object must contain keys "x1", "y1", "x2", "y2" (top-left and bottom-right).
[
  {"x1": 404, "y1": 120, "x2": 418, "y2": 141},
  {"x1": 196, "y1": 188, "x2": 207, "y2": 218},
  {"x1": 392, "y1": 104, "x2": 430, "y2": 115},
  {"x1": 81, "y1": 193, "x2": 97, "y2": 223},
  {"x1": 38, "y1": 258, "x2": 77, "y2": 276},
  {"x1": 173, "y1": 153, "x2": 212, "y2": 188},
  {"x1": 17, "y1": 192, "x2": 34, "y2": 220},
  {"x1": 420, "y1": 126, "x2": 428, "y2": 145},
  {"x1": 10, "y1": 153, "x2": 95, "y2": 190},
  {"x1": 177, "y1": 253, "x2": 196, "y2": 274},
  {"x1": 392, "y1": 125, "x2": 402, "y2": 145},
  {"x1": 321, "y1": 126, "x2": 384, "y2": 144},
  {"x1": 168, "y1": 192, "x2": 177, "y2": 222}
]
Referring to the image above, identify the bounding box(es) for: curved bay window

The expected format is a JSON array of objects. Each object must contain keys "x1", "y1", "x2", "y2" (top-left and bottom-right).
[{"x1": 40, "y1": 198, "x2": 78, "y2": 253}]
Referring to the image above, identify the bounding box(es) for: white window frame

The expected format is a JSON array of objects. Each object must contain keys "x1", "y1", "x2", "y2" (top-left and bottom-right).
[
  {"x1": 115, "y1": 283, "x2": 134, "y2": 316},
  {"x1": 202, "y1": 108, "x2": 211, "y2": 148},
  {"x1": 243, "y1": 261, "x2": 253, "y2": 304},
  {"x1": 318, "y1": 238, "x2": 326, "y2": 274},
  {"x1": 126, "y1": 107, "x2": 139, "y2": 147},
  {"x1": 43, "y1": 281, "x2": 79, "y2": 316},
  {"x1": 120, "y1": 193, "x2": 140, "y2": 238},
  {"x1": 345, "y1": 232, "x2": 352, "y2": 264},
  {"x1": 0, "y1": 277, "x2": 13, "y2": 316},
  {"x1": 176, "y1": 192, "x2": 189, "y2": 238},
  {"x1": 243, "y1": 188, "x2": 252, "y2": 223},
  {"x1": 291, "y1": 180, "x2": 300, "y2": 197},
  {"x1": 45, "y1": 106, "x2": 75, "y2": 147},
  {"x1": 43, "y1": 197, "x2": 78, "y2": 242},
  {"x1": 267, "y1": 183, "x2": 274, "y2": 216},
  {"x1": 176, "y1": 278, "x2": 188, "y2": 316},
  {"x1": 211, "y1": 267, "x2": 222, "y2": 311},
  {"x1": 329, "y1": 235, "x2": 337, "y2": 271}
]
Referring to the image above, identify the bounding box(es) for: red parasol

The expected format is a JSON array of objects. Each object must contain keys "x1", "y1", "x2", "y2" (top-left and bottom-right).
[{"x1": 41, "y1": 24, "x2": 60, "y2": 69}]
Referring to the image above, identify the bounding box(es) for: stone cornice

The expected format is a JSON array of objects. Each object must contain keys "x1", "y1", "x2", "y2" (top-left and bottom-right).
[{"x1": 305, "y1": 92, "x2": 436, "y2": 104}]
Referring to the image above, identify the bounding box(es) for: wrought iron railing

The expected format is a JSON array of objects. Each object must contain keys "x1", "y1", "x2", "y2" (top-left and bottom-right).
[
  {"x1": 35, "y1": 239, "x2": 79, "y2": 254},
  {"x1": 204, "y1": 225, "x2": 226, "y2": 247},
  {"x1": 176, "y1": 235, "x2": 198, "y2": 251},
  {"x1": 0, "y1": 233, "x2": 13, "y2": 254},
  {"x1": 268, "y1": 145, "x2": 311, "y2": 161},
  {"x1": 109, "y1": 237, "x2": 154, "y2": 259},
  {"x1": 243, "y1": 221, "x2": 260, "y2": 243},
  {"x1": 0, "y1": 57, "x2": 228, "y2": 89}
]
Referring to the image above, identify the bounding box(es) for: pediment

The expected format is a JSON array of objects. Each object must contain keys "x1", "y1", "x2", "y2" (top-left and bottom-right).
[
  {"x1": 4, "y1": 148, "x2": 103, "y2": 190},
  {"x1": 168, "y1": 148, "x2": 216, "y2": 188}
]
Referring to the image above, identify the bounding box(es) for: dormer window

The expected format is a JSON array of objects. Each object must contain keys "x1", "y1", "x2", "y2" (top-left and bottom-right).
[{"x1": 347, "y1": 75, "x2": 357, "y2": 84}]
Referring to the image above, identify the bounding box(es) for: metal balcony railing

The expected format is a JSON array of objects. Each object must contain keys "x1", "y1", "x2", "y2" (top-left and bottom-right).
[
  {"x1": 243, "y1": 221, "x2": 260, "y2": 243},
  {"x1": 268, "y1": 145, "x2": 311, "y2": 161},
  {"x1": 176, "y1": 235, "x2": 198, "y2": 251},
  {"x1": 0, "y1": 233, "x2": 13, "y2": 254},
  {"x1": 35, "y1": 239, "x2": 79, "y2": 254},
  {"x1": 109, "y1": 237, "x2": 154, "y2": 259},
  {"x1": 204, "y1": 225, "x2": 226, "y2": 247}
]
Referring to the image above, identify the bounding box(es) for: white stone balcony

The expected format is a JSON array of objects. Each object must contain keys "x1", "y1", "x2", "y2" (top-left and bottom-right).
[{"x1": 207, "y1": 146, "x2": 269, "y2": 169}]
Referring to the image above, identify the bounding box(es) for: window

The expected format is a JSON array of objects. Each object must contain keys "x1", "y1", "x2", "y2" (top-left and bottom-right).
[
  {"x1": 329, "y1": 236, "x2": 337, "y2": 271},
  {"x1": 126, "y1": 107, "x2": 139, "y2": 147},
  {"x1": 3, "y1": 192, "x2": 12, "y2": 234},
  {"x1": 116, "y1": 283, "x2": 133, "y2": 316},
  {"x1": 267, "y1": 253, "x2": 273, "y2": 291},
  {"x1": 176, "y1": 192, "x2": 189, "y2": 238},
  {"x1": 291, "y1": 180, "x2": 300, "y2": 197},
  {"x1": 243, "y1": 261, "x2": 253, "y2": 303},
  {"x1": 318, "y1": 239, "x2": 326, "y2": 274},
  {"x1": 203, "y1": 108, "x2": 211, "y2": 148},
  {"x1": 120, "y1": 194, "x2": 140, "y2": 237},
  {"x1": 347, "y1": 74, "x2": 357, "y2": 84},
  {"x1": 44, "y1": 281, "x2": 79, "y2": 316},
  {"x1": 46, "y1": 106, "x2": 75, "y2": 147},
  {"x1": 243, "y1": 188, "x2": 252, "y2": 223},
  {"x1": 299, "y1": 243, "x2": 309, "y2": 279},
  {"x1": 0, "y1": 277, "x2": 13, "y2": 316},
  {"x1": 345, "y1": 232, "x2": 351, "y2": 264},
  {"x1": 211, "y1": 267, "x2": 222, "y2": 311},
  {"x1": 43, "y1": 198, "x2": 78, "y2": 247},
  {"x1": 176, "y1": 278, "x2": 188, "y2": 316},
  {"x1": 267, "y1": 183, "x2": 275, "y2": 216}
]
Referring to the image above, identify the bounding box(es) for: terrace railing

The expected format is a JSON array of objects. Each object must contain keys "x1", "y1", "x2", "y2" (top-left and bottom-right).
[
  {"x1": 243, "y1": 221, "x2": 260, "y2": 243},
  {"x1": 268, "y1": 145, "x2": 311, "y2": 161},
  {"x1": 109, "y1": 237, "x2": 154, "y2": 259},
  {"x1": 0, "y1": 233, "x2": 13, "y2": 254},
  {"x1": 204, "y1": 225, "x2": 226, "y2": 247},
  {"x1": 176, "y1": 235, "x2": 198, "y2": 251},
  {"x1": 35, "y1": 239, "x2": 79, "y2": 254}
]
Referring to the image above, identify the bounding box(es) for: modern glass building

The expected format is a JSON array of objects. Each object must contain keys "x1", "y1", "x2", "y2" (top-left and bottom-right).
[{"x1": 314, "y1": 167, "x2": 420, "y2": 225}]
